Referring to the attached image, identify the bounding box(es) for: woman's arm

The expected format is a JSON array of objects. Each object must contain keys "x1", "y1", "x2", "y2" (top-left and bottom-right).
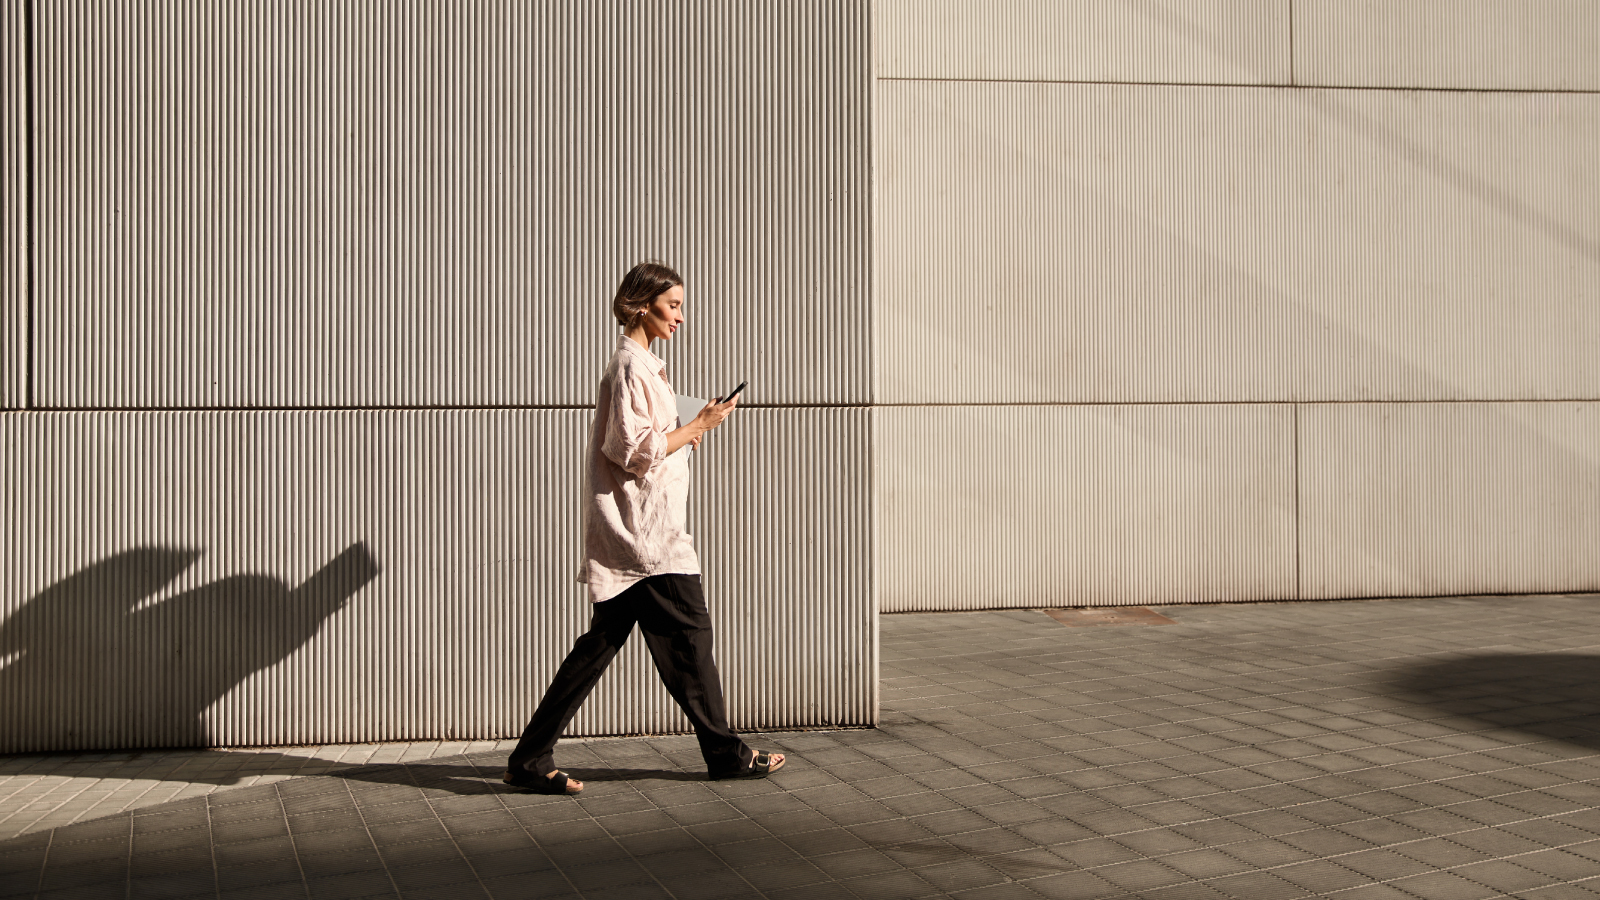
[{"x1": 666, "y1": 395, "x2": 739, "y2": 455}]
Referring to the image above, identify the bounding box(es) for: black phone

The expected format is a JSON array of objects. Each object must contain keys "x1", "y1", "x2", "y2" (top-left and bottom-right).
[{"x1": 721, "y1": 381, "x2": 747, "y2": 403}]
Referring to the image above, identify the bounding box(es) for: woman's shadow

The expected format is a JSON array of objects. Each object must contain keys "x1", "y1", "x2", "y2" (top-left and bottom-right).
[{"x1": 0, "y1": 544, "x2": 378, "y2": 754}]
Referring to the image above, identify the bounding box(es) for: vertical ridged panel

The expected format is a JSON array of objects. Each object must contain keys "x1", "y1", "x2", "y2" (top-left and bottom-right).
[
  {"x1": 1, "y1": 0, "x2": 24, "y2": 410},
  {"x1": 1295, "y1": 0, "x2": 1600, "y2": 91},
  {"x1": 874, "y1": 404, "x2": 1296, "y2": 612},
  {"x1": 32, "y1": 1, "x2": 870, "y2": 408},
  {"x1": 876, "y1": 80, "x2": 1600, "y2": 404},
  {"x1": 875, "y1": 0, "x2": 1289, "y2": 85},
  {"x1": 0, "y1": 408, "x2": 872, "y2": 752},
  {"x1": 1300, "y1": 402, "x2": 1600, "y2": 600},
  {"x1": 572, "y1": 407, "x2": 876, "y2": 736}
]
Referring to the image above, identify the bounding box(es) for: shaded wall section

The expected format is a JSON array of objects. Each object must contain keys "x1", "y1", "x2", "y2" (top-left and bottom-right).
[
  {"x1": 0, "y1": 409, "x2": 873, "y2": 752},
  {"x1": 874, "y1": 0, "x2": 1600, "y2": 610}
]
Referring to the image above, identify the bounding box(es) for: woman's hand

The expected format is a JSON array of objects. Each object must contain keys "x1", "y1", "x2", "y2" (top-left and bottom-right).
[
  {"x1": 694, "y1": 394, "x2": 739, "y2": 432},
  {"x1": 667, "y1": 395, "x2": 738, "y2": 455}
]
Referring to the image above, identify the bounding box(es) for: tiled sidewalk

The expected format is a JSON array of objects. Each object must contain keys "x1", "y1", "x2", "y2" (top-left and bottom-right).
[
  {"x1": 3, "y1": 594, "x2": 1600, "y2": 899},
  {"x1": 0, "y1": 741, "x2": 519, "y2": 841}
]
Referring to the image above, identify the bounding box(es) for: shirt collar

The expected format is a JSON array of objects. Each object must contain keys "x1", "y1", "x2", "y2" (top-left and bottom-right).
[{"x1": 615, "y1": 333, "x2": 667, "y2": 375}]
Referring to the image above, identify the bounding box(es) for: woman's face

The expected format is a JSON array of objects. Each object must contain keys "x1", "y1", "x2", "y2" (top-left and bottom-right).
[{"x1": 643, "y1": 285, "x2": 686, "y2": 342}]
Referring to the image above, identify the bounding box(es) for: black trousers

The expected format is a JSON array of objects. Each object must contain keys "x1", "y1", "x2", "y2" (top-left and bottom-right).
[{"x1": 507, "y1": 574, "x2": 753, "y2": 779}]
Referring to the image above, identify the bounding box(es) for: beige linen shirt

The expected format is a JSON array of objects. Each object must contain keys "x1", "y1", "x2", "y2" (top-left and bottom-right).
[{"x1": 577, "y1": 335, "x2": 700, "y2": 602}]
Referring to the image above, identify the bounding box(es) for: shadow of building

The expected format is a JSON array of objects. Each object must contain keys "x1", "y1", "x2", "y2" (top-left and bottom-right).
[
  {"x1": 1392, "y1": 652, "x2": 1600, "y2": 751},
  {"x1": 0, "y1": 544, "x2": 378, "y2": 752}
]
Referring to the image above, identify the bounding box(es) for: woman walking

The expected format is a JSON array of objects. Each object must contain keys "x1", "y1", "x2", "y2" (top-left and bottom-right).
[{"x1": 504, "y1": 261, "x2": 785, "y2": 795}]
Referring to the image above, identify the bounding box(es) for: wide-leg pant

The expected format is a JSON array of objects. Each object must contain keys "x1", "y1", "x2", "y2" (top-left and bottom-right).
[{"x1": 507, "y1": 574, "x2": 753, "y2": 779}]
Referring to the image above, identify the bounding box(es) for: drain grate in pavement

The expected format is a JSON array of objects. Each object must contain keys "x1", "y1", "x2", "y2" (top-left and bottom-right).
[{"x1": 1043, "y1": 606, "x2": 1177, "y2": 627}]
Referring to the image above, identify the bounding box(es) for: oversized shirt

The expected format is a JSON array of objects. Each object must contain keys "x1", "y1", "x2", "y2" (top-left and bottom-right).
[{"x1": 577, "y1": 335, "x2": 700, "y2": 602}]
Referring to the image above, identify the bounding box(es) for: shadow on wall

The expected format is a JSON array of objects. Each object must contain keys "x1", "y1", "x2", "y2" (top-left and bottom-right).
[
  {"x1": 0, "y1": 544, "x2": 379, "y2": 752},
  {"x1": 1392, "y1": 653, "x2": 1600, "y2": 751}
]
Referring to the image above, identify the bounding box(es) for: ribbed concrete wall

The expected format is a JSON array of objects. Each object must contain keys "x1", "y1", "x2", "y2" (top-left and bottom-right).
[
  {"x1": 5, "y1": 1, "x2": 874, "y2": 751},
  {"x1": 0, "y1": 408, "x2": 873, "y2": 753},
  {"x1": 2, "y1": 0, "x2": 24, "y2": 411},
  {"x1": 876, "y1": 1, "x2": 1600, "y2": 610},
  {"x1": 32, "y1": 1, "x2": 870, "y2": 408}
]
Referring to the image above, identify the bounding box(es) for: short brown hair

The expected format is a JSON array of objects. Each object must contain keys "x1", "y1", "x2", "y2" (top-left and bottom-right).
[{"x1": 612, "y1": 261, "x2": 683, "y2": 327}]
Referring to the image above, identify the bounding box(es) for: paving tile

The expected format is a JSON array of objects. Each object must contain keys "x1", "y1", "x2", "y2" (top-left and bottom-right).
[
  {"x1": 1518, "y1": 849, "x2": 1600, "y2": 880},
  {"x1": 1387, "y1": 870, "x2": 1501, "y2": 900},
  {"x1": 1024, "y1": 869, "x2": 1124, "y2": 900},
  {"x1": 1450, "y1": 859, "x2": 1563, "y2": 893},
  {"x1": 808, "y1": 848, "x2": 902, "y2": 881},
  {"x1": 1204, "y1": 870, "x2": 1312, "y2": 900},
  {"x1": 1094, "y1": 859, "x2": 1190, "y2": 892},
  {"x1": 1504, "y1": 818, "x2": 1599, "y2": 847}
]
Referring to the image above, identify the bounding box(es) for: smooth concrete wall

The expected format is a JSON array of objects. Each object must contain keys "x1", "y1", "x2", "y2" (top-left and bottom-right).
[
  {"x1": 876, "y1": 1, "x2": 1600, "y2": 610},
  {"x1": 0, "y1": 408, "x2": 873, "y2": 753},
  {"x1": 1295, "y1": 0, "x2": 1600, "y2": 91},
  {"x1": 878, "y1": 81, "x2": 1600, "y2": 404},
  {"x1": 4, "y1": 1, "x2": 875, "y2": 750},
  {"x1": 1300, "y1": 402, "x2": 1600, "y2": 600},
  {"x1": 875, "y1": 0, "x2": 1289, "y2": 85},
  {"x1": 876, "y1": 405, "x2": 1296, "y2": 612}
]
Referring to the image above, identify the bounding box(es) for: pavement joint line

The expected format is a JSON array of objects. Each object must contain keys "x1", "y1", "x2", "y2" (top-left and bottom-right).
[
  {"x1": 407, "y1": 755, "x2": 492, "y2": 896},
  {"x1": 339, "y1": 767, "x2": 416, "y2": 898},
  {"x1": 488, "y1": 754, "x2": 599, "y2": 899}
]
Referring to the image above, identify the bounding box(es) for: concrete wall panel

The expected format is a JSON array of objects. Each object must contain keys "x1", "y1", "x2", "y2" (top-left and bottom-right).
[
  {"x1": 33, "y1": 1, "x2": 870, "y2": 408},
  {"x1": 1299, "y1": 402, "x2": 1600, "y2": 599},
  {"x1": 0, "y1": 408, "x2": 873, "y2": 752},
  {"x1": 875, "y1": 0, "x2": 1289, "y2": 85},
  {"x1": 875, "y1": 404, "x2": 1296, "y2": 612},
  {"x1": 877, "y1": 80, "x2": 1600, "y2": 404},
  {"x1": 2, "y1": 0, "x2": 24, "y2": 410},
  {"x1": 1295, "y1": 0, "x2": 1600, "y2": 91}
]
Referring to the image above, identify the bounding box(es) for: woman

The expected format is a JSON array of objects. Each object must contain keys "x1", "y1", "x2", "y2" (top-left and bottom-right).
[{"x1": 504, "y1": 261, "x2": 786, "y2": 795}]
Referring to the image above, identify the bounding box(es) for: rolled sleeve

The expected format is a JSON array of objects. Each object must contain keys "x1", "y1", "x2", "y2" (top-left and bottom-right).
[{"x1": 601, "y1": 366, "x2": 668, "y2": 477}]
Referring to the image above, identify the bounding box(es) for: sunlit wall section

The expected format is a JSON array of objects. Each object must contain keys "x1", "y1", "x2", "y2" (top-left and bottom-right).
[
  {"x1": 1, "y1": 0, "x2": 25, "y2": 411},
  {"x1": 1295, "y1": 0, "x2": 1600, "y2": 91},
  {"x1": 875, "y1": 0, "x2": 1600, "y2": 610},
  {"x1": 32, "y1": 1, "x2": 870, "y2": 408},
  {"x1": 6, "y1": 0, "x2": 874, "y2": 752}
]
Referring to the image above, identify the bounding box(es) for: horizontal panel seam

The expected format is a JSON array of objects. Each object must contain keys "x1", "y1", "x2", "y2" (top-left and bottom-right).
[
  {"x1": 877, "y1": 76, "x2": 1600, "y2": 95},
  {"x1": 871, "y1": 400, "x2": 1600, "y2": 408},
  {"x1": 878, "y1": 588, "x2": 1600, "y2": 614}
]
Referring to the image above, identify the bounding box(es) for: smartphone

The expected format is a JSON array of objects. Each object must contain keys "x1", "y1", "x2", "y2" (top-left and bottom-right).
[{"x1": 721, "y1": 381, "x2": 747, "y2": 403}]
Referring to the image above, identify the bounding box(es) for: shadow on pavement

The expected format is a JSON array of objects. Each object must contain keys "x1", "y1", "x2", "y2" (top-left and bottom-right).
[{"x1": 1392, "y1": 652, "x2": 1600, "y2": 750}]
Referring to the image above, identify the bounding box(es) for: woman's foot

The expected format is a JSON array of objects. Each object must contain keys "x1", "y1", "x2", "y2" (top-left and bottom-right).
[
  {"x1": 711, "y1": 751, "x2": 786, "y2": 780},
  {"x1": 502, "y1": 769, "x2": 583, "y2": 794}
]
